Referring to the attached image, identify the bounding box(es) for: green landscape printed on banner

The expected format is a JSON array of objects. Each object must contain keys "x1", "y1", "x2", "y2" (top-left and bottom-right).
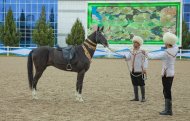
[{"x1": 88, "y1": 2, "x2": 181, "y2": 45}]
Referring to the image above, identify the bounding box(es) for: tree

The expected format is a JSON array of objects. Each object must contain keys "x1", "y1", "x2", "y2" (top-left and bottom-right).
[
  {"x1": 182, "y1": 20, "x2": 190, "y2": 49},
  {"x1": 0, "y1": 7, "x2": 20, "y2": 46},
  {"x1": 32, "y1": 6, "x2": 54, "y2": 47},
  {"x1": 66, "y1": 18, "x2": 85, "y2": 45}
]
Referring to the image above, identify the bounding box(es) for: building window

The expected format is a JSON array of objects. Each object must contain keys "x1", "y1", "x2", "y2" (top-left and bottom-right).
[
  {"x1": 0, "y1": 0, "x2": 57, "y2": 47},
  {"x1": 184, "y1": 13, "x2": 190, "y2": 22},
  {"x1": 184, "y1": 4, "x2": 190, "y2": 13}
]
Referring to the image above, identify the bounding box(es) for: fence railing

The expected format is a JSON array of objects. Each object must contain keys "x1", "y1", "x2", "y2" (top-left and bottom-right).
[{"x1": 0, "y1": 46, "x2": 190, "y2": 59}]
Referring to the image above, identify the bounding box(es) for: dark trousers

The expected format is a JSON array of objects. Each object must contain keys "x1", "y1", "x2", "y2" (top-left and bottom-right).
[
  {"x1": 162, "y1": 75, "x2": 174, "y2": 100},
  {"x1": 130, "y1": 72, "x2": 145, "y2": 86}
]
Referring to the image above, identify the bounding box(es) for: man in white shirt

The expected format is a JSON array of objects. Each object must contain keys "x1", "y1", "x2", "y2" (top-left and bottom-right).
[
  {"x1": 147, "y1": 32, "x2": 178, "y2": 116},
  {"x1": 125, "y1": 36, "x2": 148, "y2": 102}
]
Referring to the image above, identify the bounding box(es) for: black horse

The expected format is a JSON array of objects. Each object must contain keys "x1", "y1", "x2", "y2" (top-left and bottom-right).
[{"x1": 27, "y1": 26, "x2": 108, "y2": 102}]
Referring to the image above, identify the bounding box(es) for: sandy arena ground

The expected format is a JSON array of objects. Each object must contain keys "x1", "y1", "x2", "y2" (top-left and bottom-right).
[{"x1": 0, "y1": 57, "x2": 190, "y2": 121}]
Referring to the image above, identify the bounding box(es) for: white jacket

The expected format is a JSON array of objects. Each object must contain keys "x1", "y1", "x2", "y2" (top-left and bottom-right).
[
  {"x1": 148, "y1": 45, "x2": 178, "y2": 77},
  {"x1": 125, "y1": 49, "x2": 148, "y2": 73}
]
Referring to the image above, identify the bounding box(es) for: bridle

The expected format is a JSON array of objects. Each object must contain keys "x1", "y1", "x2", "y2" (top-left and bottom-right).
[
  {"x1": 95, "y1": 31, "x2": 106, "y2": 46},
  {"x1": 82, "y1": 31, "x2": 107, "y2": 61}
]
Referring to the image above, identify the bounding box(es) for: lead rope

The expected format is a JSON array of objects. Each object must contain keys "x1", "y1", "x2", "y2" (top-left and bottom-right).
[{"x1": 107, "y1": 47, "x2": 147, "y2": 80}]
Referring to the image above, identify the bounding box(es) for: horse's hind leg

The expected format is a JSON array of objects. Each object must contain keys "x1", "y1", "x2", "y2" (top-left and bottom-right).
[{"x1": 32, "y1": 69, "x2": 45, "y2": 99}]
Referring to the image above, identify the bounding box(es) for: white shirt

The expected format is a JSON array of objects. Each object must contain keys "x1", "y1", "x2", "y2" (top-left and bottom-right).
[
  {"x1": 125, "y1": 49, "x2": 148, "y2": 73},
  {"x1": 148, "y1": 45, "x2": 178, "y2": 77}
]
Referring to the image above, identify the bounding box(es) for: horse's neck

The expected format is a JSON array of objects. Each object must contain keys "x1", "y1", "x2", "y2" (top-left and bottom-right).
[{"x1": 83, "y1": 38, "x2": 97, "y2": 58}]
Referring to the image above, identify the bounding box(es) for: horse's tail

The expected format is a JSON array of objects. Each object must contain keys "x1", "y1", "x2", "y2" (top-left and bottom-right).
[{"x1": 27, "y1": 50, "x2": 33, "y2": 90}]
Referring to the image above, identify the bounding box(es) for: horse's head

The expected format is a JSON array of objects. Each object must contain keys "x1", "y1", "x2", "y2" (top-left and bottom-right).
[
  {"x1": 88, "y1": 26, "x2": 109, "y2": 47},
  {"x1": 95, "y1": 26, "x2": 109, "y2": 47}
]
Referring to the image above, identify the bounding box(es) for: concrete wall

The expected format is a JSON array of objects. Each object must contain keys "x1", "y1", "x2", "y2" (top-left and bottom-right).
[{"x1": 58, "y1": 1, "x2": 87, "y2": 47}]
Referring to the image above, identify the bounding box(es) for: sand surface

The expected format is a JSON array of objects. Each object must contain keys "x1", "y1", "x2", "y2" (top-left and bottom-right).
[{"x1": 0, "y1": 57, "x2": 190, "y2": 121}]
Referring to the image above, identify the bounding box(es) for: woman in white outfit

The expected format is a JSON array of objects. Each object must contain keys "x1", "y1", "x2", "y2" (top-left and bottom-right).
[
  {"x1": 125, "y1": 36, "x2": 148, "y2": 102},
  {"x1": 147, "y1": 32, "x2": 178, "y2": 115}
]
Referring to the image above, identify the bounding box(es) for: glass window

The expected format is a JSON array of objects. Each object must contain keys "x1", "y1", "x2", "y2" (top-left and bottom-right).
[
  {"x1": 19, "y1": 4, "x2": 25, "y2": 13},
  {"x1": 26, "y1": 4, "x2": 31, "y2": 12},
  {"x1": 37, "y1": 4, "x2": 43, "y2": 12},
  {"x1": 26, "y1": 14, "x2": 32, "y2": 21},
  {"x1": 15, "y1": 3, "x2": 20, "y2": 13},
  {"x1": 0, "y1": 3, "x2": 4, "y2": 12},
  {"x1": 26, "y1": 39, "x2": 31, "y2": 44},
  {"x1": 48, "y1": 4, "x2": 54, "y2": 13},
  {"x1": 41, "y1": 0, "x2": 46, "y2": 4},
  {"x1": 52, "y1": 0, "x2": 57, "y2": 4},
  {"x1": 12, "y1": 4, "x2": 17, "y2": 12},
  {"x1": 26, "y1": 0, "x2": 31, "y2": 4},
  {"x1": 31, "y1": 22, "x2": 36, "y2": 28},
  {"x1": 32, "y1": 13, "x2": 37, "y2": 22},
  {"x1": 18, "y1": 0, "x2": 25, "y2": 3},
  {"x1": 13, "y1": 13, "x2": 17, "y2": 20},
  {"x1": 184, "y1": 0, "x2": 190, "y2": 3},
  {"x1": 0, "y1": 13, "x2": 3, "y2": 21},
  {"x1": 44, "y1": 4, "x2": 48, "y2": 12},
  {"x1": 184, "y1": 4, "x2": 190, "y2": 12},
  {"x1": 0, "y1": 0, "x2": 58, "y2": 47},
  {"x1": 184, "y1": 13, "x2": 190, "y2": 22},
  {"x1": 6, "y1": 0, "x2": 11, "y2": 4},
  {"x1": 11, "y1": 0, "x2": 17, "y2": 4},
  {"x1": 5, "y1": 4, "x2": 12, "y2": 12},
  {"x1": 54, "y1": 13, "x2": 57, "y2": 22},
  {"x1": 34, "y1": 13, "x2": 40, "y2": 21},
  {"x1": 32, "y1": 4, "x2": 37, "y2": 13},
  {"x1": 16, "y1": 13, "x2": 21, "y2": 21}
]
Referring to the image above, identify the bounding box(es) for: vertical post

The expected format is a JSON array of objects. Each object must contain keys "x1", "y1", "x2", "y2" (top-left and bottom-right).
[
  {"x1": 180, "y1": 48, "x2": 182, "y2": 60},
  {"x1": 7, "y1": 46, "x2": 9, "y2": 56}
]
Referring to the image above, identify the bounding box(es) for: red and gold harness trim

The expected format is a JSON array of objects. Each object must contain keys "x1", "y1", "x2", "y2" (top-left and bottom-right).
[
  {"x1": 84, "y1": 41, "x2": 96, "y2": 50},
  {"x1": 82, "y1": 38, "x2": 97, "y2": 61},
  {"x1": 82, "y1": 44, "x2": 92, "y2": 61},
  {"x1": 87, "y1": 38, "x2": 97, "y2": 46}
]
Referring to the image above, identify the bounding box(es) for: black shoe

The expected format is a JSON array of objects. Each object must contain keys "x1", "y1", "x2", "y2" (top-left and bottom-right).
[
  {"x1": 159, "y1": 99, "x2": 173, "y2": 116},
  {"x1": 130, "y1": 98, "x2": 139, "y2": 101},
  {"x1": 141, "y1": 98, "x2": 146, "y2": 102},
  {"x1": 159, "y1": 110, "x2": 173, "y2": 115},
  {"x1": 140, "y1": 86, "x2": 145, "y2": 102},
  {"x1": 131, "y1": 86, "x2": 139, "y2": 101}
]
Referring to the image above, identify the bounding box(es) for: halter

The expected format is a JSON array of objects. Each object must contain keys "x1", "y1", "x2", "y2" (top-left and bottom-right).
[
  {"x1": 82, "y1": 31, "x2": 106, "y2": 61},
  {"x1": 95, "y1": 31, "x2": 105, "y2": 46}
]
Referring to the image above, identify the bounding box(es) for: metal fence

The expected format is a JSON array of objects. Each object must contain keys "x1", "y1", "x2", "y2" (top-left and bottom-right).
[{"x1": 0, "y1": 46, "x2": 190, "y2": 59}]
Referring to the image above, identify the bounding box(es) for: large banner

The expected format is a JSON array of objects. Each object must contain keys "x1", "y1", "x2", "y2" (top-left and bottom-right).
[{"x1": 88, "y1": 2, "x2": 181, "y2": 45}]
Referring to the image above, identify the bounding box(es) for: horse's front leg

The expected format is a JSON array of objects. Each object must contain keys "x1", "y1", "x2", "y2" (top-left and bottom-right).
[{"x1": 75, "y1": 70, "x2": 85, "y2": 102}]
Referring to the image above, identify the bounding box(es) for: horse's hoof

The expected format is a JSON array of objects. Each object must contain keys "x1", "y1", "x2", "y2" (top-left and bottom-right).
[
  {"x1": 32, "y1": 89, "x2": 38, "y2": 99},
  {"x1": 76, "y1": 96, "x2": 84, "y2": 102},
  {"x1": 32, "y1": 95, "x2": 38, "y2": 100},
  {"x1": 76, "y1": 97, "x2": 84, "y2": 102},
  {"x1": 78, "y1": 97, "x2": 84, "y2": 102}
]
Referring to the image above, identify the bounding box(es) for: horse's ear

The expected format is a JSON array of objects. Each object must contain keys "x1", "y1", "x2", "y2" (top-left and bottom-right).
[
  {"x1": 97, "y1": 26, "x2": 100, "y2": 31},
  {"x1": 100, "y1": 26, "x2": 104, "y2": 31}
]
